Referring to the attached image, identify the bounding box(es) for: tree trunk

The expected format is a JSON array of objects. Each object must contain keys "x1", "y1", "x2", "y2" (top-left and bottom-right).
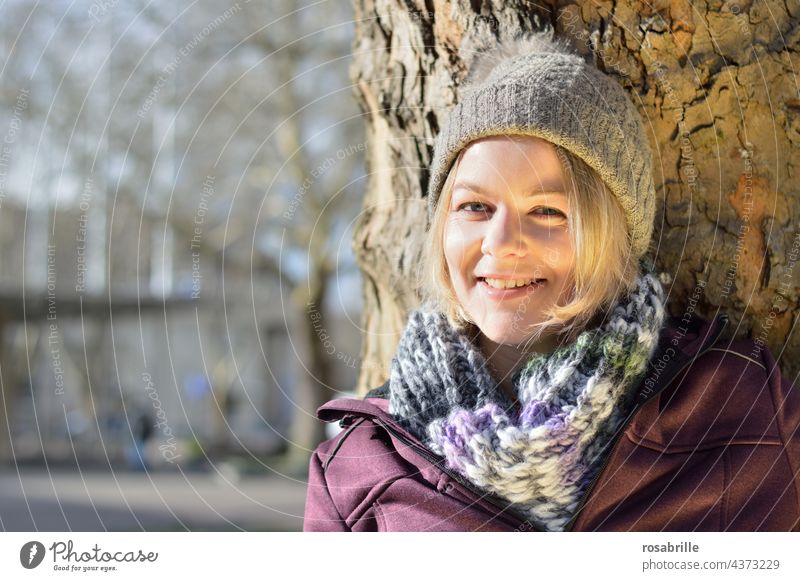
[
  {"x1": 284, "y1": 276, "x2": 337, "y2": 470},
  {"x1": 350, "y1": 0, "x2": 800, "y2": 392}
]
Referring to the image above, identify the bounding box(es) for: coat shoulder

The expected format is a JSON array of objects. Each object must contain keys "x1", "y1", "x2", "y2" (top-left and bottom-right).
[
  {"x1": 310, "y1": 409, "x2": 415, "y2": 522},
  {"x1": 628, "y1": 336, "x2": 790, "y2": 451}
]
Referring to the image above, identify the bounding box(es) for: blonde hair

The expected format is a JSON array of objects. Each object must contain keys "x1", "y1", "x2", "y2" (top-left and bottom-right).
[{"x1": 417, "y1": 140, "x2": 642, "y2": 347}]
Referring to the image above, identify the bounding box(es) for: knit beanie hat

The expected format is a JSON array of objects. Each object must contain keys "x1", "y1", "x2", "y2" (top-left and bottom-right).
[{"x1": 427, "y1": 29, "x2": 656, "y2": 258}]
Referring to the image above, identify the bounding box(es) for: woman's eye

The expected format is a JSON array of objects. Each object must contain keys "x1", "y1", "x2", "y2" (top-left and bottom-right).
[
  {"x1": 532, "y1": 207, "x2": 566, "y2": 218},
  {"x1": 457, "y1": 202, "x2": 490, "y2": 213}
]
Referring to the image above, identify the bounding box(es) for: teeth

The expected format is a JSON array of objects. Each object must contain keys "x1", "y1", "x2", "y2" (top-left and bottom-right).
[{"x1": 483, "y1": 277, "x2": 540, "y2": 289}]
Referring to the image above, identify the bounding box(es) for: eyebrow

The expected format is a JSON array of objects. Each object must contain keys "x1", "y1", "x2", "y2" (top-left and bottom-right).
[{"x1": 452, "y1": 182, "x2": 566, "y2": 198}]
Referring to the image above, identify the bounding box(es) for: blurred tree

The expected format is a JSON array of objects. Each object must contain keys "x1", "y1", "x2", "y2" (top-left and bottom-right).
[
  {"x1": 0, "y1": 0, "x2": 365, "y2": 464},
  {"x1": 231, "y1": 1, "x2": 364, "y2": 464},
  {"x1": 350, "y1": 0, "x2": 800, "y2": 392}
]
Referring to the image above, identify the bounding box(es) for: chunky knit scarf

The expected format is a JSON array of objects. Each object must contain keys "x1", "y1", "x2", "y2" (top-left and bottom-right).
[{"x1": 387, "y1": 259, "x2": 667, "y2": 531}]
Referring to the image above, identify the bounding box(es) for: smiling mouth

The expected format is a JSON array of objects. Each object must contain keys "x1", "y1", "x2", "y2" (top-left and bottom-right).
[{"x1": 477, "y1": 277, "x2": 546, "y2": 290}]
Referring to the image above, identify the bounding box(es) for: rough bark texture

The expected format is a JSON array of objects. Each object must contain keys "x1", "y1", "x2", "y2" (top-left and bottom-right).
[{"x1": 350, "y1": 0, "x2": 800, "y2": 394}]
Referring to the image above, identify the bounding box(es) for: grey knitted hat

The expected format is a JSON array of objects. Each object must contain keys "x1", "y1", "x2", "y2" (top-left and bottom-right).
[{"x1": 427, "y1": 29, "x2": 655, "y2": 258}]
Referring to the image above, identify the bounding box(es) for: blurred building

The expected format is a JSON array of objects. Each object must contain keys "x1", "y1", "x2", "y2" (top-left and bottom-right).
[{"x1": 0, "y1": 199, "x2": 361, "y2": 467}]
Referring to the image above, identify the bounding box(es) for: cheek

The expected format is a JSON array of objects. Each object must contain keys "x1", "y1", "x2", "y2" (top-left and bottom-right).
[
  {"x1": 536, "y1": 229, "x2": 574, "y2": 270},
  {"x1": 443, "y1": 221, "x2": 472, "y2": 274}
]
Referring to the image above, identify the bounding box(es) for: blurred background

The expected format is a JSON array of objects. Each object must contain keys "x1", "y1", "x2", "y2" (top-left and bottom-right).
[{"x1": 0, "y1": 0, "x2": 365, "y2": 531}]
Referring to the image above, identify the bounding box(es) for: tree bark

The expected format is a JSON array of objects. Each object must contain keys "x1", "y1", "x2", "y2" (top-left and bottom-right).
[{"x1": 351, "y1": 0, "x2": 800, "y2": 392}]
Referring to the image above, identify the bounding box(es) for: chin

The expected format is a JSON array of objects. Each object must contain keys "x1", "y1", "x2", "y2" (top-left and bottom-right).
[{"x1": 475, "y1": 320, "x2": 530, "y2": 346}]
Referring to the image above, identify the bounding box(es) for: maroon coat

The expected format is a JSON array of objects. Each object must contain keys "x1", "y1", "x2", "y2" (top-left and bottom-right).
[{"x1": 303, "y1": 313, "x2": 800, "y2": 531}]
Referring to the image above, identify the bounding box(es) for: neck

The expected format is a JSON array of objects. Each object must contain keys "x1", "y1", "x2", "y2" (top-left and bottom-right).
[{"x1": 477, "y1": 332, "x2": 560, "y2": 404}]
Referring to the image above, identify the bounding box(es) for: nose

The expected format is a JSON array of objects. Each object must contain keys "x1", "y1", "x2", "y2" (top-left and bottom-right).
[{"x1": 480, "y1": 207, "x2": 528, "y2": 258}]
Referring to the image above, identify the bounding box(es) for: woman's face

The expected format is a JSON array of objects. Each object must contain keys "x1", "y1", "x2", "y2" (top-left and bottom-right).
[{"x1": 443, "y1": 135, "x2": 576, "y2": 348}]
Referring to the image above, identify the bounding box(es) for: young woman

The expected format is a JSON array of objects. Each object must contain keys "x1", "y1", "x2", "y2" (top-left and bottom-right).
[{"x1": 303, "y1": 31, "x2": 800, "y2": 532}]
